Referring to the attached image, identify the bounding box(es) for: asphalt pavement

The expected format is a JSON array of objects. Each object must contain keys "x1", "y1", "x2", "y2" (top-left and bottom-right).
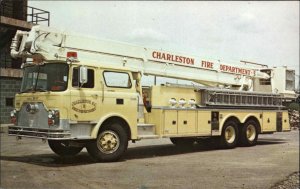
[{"x1": 0, "y1": 130, "x2": 299, "y2": 189}]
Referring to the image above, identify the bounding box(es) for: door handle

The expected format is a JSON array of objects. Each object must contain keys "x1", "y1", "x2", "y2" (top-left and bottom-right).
[
  {"x1": 101, "y1": 81, "x2": 104, "y2": 102},
  {"x1": 92, "y1": 94, "x2": 98, "y2": 98}
]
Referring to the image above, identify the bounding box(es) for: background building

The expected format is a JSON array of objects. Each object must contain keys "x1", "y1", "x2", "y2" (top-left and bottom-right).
[{"x1": 0, "y1": 0, "x2": 49, "y2": 123}]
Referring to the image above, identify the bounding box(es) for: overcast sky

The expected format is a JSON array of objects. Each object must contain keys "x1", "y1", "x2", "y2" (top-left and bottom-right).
[{"x1": 29, "y1": 1, "x2": 299, "y2": 86}]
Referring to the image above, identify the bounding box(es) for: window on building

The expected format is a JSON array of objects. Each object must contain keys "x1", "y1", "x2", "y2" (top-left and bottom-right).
[
  {"x1": 6, "y1": 98, "x2": 14, "y2": 107},
  {"x1": 72, "y1": 67, "x2": 94, "y2": 88}
]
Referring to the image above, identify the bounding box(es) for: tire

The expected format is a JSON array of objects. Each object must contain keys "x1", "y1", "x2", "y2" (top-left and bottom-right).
[
  {"x1": 240, "y1": 120, "x2": 259, "y2": 146},
  {"x1": 48, "y1": 140, "x2": 83, "y2": 157},
  {"x1": 86, "y1": 121, "x2": 128, "y2": 162},
  {"x1": 220, "y1": 120, "x2": 239, "y2": 149},
  {"x1": 170, "y1": 137, "x2": 195, "y2": 146}
]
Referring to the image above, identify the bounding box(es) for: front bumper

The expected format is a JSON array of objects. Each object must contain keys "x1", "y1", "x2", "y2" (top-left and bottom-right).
[{"x1": 8, "y1": 125, "x2": 71, "y2": 140}]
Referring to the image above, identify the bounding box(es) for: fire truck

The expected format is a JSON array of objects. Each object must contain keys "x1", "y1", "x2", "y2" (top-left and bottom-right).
[{"x1": 8, "y1": 25, "x2": 296, "y2": 162}]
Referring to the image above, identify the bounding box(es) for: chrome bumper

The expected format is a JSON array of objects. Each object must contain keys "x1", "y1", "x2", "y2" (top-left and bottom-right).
[{"x1": 8, "y1": 126, "x2": 71, "y2": 140}]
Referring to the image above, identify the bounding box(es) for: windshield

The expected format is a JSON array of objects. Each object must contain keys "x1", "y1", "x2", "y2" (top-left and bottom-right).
[{"x1": 21, "y1": 63, "x2": 69, "y2": 92}]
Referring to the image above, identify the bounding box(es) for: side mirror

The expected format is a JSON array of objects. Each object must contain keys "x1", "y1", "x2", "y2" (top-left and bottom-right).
[{"x1": 79, "y1": 66, "x2": 88, "y2": 84}]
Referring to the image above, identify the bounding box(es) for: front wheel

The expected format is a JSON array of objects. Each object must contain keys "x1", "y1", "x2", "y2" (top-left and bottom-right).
[
  {"x1": 86, "y1": 122, "x2": 128, "y2": 162},
  {"x1": 240, "y1": 120, "x2": 259, "y2": 146},
  {"x1": 220, "y1": 120, "x2": 239, "y2": 149},
  {"x1": 48, "y1": 140, "x2": 83, "y2": 157}
]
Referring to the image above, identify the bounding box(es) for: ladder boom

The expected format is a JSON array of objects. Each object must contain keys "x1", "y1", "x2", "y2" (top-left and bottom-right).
[{"x1": 11, "y1": 25, "x2": 296, "y2": 96}]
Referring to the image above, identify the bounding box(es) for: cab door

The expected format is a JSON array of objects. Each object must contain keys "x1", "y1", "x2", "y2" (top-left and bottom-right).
[
  {"x1": 100, "y1": 70, "x2": 138, "y2": 134},
  {"x1": 69, "y1": 66, "x2": 101, "y2": 122}
]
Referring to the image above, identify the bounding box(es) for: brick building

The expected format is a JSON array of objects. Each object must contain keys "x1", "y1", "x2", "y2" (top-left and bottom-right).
[{"x1": 0, "y1": 0, "x2": 49, "y2": 123}]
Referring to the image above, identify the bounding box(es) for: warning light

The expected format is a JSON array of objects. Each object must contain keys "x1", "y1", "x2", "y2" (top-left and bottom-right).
[{"x1": 67, "y1": 51, "x2": 78, "y2": 59}]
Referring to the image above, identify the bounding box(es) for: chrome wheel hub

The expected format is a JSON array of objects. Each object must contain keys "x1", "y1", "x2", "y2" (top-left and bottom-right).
[
  {"x1": 225, "y1": 126, "x2": 236, "y2": 144},
  {"x1": 246, "y1": 124, "x2": 256, "y2": 141},
  {"x1": 97, "y1": 131, "x2": 120, "y2": 154}
]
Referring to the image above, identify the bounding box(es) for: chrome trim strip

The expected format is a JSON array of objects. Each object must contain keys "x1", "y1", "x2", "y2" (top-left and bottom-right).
[
  {"x1": 8, "y1": 134, "x2": 70, "y2": 140},
  {"x1": 8, "y1": 125, "x2": 71, "y2": 139}
]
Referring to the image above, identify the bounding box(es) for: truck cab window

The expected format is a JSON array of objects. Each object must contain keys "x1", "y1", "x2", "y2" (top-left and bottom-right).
[
  {"x1": 72, "y1": 67, "x2": 94, "y2": 88},
  {"x1": 103, "y1": 71, "x2": 132, "y2": 88},
  {"x1": 21, "y1": 63, "x2": 68, "y2": 92}
]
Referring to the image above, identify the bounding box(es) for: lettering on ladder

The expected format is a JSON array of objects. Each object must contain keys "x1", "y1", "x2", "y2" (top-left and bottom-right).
[
  {"x1": 152, "y1": 51, "x2": 195, "y2": 65},
  {"x1": 201, "y1": 60, "x2": 254, "y2": 76}
]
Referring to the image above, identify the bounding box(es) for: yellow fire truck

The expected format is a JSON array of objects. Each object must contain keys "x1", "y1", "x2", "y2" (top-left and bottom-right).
[{"x1": 8, "y1": 26, "x2": 296, "y2": 162}]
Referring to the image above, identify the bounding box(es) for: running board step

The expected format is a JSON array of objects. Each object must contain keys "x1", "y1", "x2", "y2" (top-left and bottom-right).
[
  {"x1": 138, "y1": 134, "x2": 160, "y2": 139},
  {"x1": 137, "y1": 123, "x2": 156, "y2": 135}
]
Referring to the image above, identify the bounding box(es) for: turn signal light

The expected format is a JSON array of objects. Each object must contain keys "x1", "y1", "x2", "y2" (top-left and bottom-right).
[
  {"x1": 48, "y1": 110, "x2": 60, "y2": 126},
  {"x1": 11, "y1": 116, "x2": 17, "y2": 125},
  {"x1": 10, "y1": 110, "x2": 17, "y2": 125}
]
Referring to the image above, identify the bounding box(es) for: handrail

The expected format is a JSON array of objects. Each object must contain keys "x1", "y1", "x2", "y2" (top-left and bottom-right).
[
  {"x1": 27, "y1": 6, "x2": 50, "y2": 26},
  {"x1": 0, "y1": 1, "x2": 50, "y2": 26}
]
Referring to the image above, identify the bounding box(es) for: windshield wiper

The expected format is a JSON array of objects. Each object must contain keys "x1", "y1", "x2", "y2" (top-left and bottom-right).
[
  {"x1": 35, "y1": 88, "x2": 49, "y2": 92},
  {"x1": 19, "y1": 88, "x2": 35, "y2": 93},
  {"x1": 19, "y1": 87, "x2": 48, "y2": 93}
]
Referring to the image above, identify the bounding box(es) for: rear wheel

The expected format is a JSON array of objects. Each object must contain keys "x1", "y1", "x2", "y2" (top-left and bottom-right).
[
  {"x1": 220, "y1": 120, "x2": 239, "y2": 149},
  {"x1": 48, "y1": 140, "x2": 83, "y2": 157},
  {"x1": 240, "y1": 120, "x2": 259, "y2": 146},
  {"x1": 86, "y1": 122, "x2": 128, "y2": 162}
]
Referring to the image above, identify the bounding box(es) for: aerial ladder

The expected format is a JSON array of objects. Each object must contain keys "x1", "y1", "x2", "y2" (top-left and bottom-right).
[
  {"x1": 10, "y1": 26, "x2": 266, "y2": 88},
  {"x1": 11, "y1": 26, "x2": 297, "y2": 99},
  {"x1": 10, "y1": 25, "x2": 297, "y2": 108}
]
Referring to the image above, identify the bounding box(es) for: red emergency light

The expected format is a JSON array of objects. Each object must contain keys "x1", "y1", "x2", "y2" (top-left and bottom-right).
[{"x1": 67, "y1": 51, "x2": 78, "y2": 59}]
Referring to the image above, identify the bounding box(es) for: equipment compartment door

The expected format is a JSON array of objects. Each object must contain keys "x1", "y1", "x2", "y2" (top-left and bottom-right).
[
  {"x1": 197, "y1": 111, "x2": 211, "y2": 135},
  {"x1": 163, "y1": 110, "x2": 178, "y2": 135},
  {"x1": 282, "y1": 111, "x2": 290, "y2": 131},
  {"x1": 262, "y1": 112, "x2": 277, "y2": 132},
  {"x1": 178, "y1": 110, "x2": 196, "y2": 134}
]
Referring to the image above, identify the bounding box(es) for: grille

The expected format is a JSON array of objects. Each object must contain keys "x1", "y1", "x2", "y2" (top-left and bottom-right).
[{"x1": 18, "y1": 102, "x2": 49, "y2": 129}]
